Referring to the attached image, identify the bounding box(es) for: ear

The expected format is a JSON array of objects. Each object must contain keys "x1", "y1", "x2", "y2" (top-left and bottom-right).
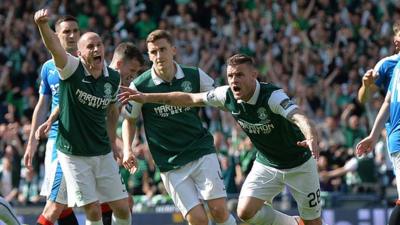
[
  {"x1": 172, "y1": 46, "x2": 177, "y2": 56},
  {"x1": 116, "y1": 60, "x2": 123, "y2": 69},
  {"x1": 77, "y1": 50, "x2": 82, "y2": 57},
  {"x1": 253, "y1": 69, "x2": 259, "y2": 78}
]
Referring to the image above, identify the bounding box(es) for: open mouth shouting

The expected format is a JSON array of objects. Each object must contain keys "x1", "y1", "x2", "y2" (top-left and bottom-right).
[
  {"x1": 93, "y1": 55, "x2": 102, "y2": 64},
  {"x1": 231, "y1": 85, "x2": 242, "y2": 99},
  {"x1": 87, "y1": 54, "x2": 103, "y2": 69},
  {"x1": 232, "y1": 86, "x2": 241, "y2": 92}
]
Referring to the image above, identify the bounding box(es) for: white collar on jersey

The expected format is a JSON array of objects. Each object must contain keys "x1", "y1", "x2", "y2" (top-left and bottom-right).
[
  {"x1": 151, "y1": 61, "x2": 184, "y2": 85},
  {"x1": 81, "y1": 59, "x2": 109, "y2": 77},
  {"x1": 237, "y1": 80, "x2": 260, "y2": 105}
]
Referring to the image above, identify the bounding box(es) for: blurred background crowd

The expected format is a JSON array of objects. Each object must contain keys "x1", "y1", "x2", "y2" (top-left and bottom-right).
[{"x1": 0, "y1": 0, "x2": 398, "y2": 211}]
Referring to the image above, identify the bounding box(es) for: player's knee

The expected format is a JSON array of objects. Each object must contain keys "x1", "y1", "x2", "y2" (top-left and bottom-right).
[
  {"x1": 187, "y1": 206, "x2": 208, "y2": 225},
  {"x1": 208, "y1": 204, "x2": 229, "y2": 222},
  {"x1": 113, "y1": 206, "x2": 130, "y2": 219},
  {"x1": 236, "y1": 205, "x2": 256, "y2": 221},
  {"x1": 108, "y1": 199, "x2": 131, "y2": 219},
  {"x1": 187, "y1": 214, "x2": 208, "y2": 225},
  {"x1": 83, "y1": 202, "x2": 102, "y2": 221}
]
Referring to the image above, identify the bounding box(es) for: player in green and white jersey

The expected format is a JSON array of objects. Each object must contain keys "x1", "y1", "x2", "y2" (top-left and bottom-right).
[
  {"x1": 121, "y1": 30, "x2": 237, "y2": 225},
  {"x1": 119, "y1": 54, "x2": 323, "y2": 225},
  {"x1": 35, "y1": 41, "x2": 145, "y2": 225},
  {"x1": 34, "y1": 9, "x2": 133, "y2": 225},
  {"x1": 105, "y1": 41, "x2": 144, "y2": 224}
]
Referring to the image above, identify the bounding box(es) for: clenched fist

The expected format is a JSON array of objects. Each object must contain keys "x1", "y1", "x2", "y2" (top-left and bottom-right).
[{"x1": 34, "y1": 9, "x2": 50, "y2": 25}]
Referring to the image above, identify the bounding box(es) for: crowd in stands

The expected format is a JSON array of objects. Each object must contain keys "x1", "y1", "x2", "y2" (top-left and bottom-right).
[{"x1": 0, "y1": 0, "x2": 398, "y2": 209}]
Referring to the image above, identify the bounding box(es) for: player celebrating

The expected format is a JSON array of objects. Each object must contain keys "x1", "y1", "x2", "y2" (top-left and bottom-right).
[
  {"x1": 24, "y1": 15, "x2": 80, "y2": 225},
  {"x1": 102, "y1": 42, "x2": 145, "y2": 225},
  {"x1": 119, "y1": 54, "x2": 323, "y2": 225},
  {"x1": 35, "y1": 41, "x2": 145, "y2": 225},
  {"x1": 34, "y1": 8, "x2": 133, "y2": 225},
  {"x1": 121, "y1": 29, "x2": 237, "y2": 225}
]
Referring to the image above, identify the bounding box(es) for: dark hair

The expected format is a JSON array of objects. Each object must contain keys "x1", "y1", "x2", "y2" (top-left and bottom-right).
[
  {"x1": 227, "y1": 54, "x2": 254, "y2": 67},
  {"x1": 146, "y1": 29, "x2": 174, "y2": 45},
  {"x1": 55, "y1": 15, "x2": 77, "y2": 30},
  {"x1": 114, "y1": 42, "x2": 144, "y2": 65}
]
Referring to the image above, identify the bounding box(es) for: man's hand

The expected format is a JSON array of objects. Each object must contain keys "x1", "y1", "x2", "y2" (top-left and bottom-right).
[
  {"x1": 24, "y1": 141, "x2": 37, "y2": 171},
  {"x1": 118, "y1": 86, "x2": 146, "y2": 104},
  {"x1": 361, "y1": 69, "x2": 376, "y2": 87},
  {"x1": 35, "y1": 120, "x2": 52, "y2": 140},
  {"x1": 34, "y1": 9, "x2": 50, "y2": 25},
  {"x1": 297, "y1": 138, "x2": 319, "y2": 159},
  {"x1": 122, "y1": 148, "x2": 138, "y2": 174},
  {"x1": 355, "y1": 136, "x2": 376, "y2": 157}
]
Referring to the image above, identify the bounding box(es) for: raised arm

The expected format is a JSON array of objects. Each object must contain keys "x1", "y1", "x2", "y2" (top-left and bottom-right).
[
  {"x1": 357, "y1": 69, "x2": 378, "y2": 104},
  {"x1": 34, "y1": 9, "x2": 68, "y2": 69},
  {"x1": 287, "y1": 109, "x2": 319, "y2": 159},
  {"x1": 118, "y1": 86, "x2": 206, "y2": 107}
]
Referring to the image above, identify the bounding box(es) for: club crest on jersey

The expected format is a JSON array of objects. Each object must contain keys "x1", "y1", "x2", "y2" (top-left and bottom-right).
[
  {"x1": 181, "y1": 81, "x2": 192, "y2": 92},
  {"x1": 257, "y1": 107, "x2": 268, "y2": 120},
  {"x1": 104, "y1": 82, "x2": 112, "y2": 97}
]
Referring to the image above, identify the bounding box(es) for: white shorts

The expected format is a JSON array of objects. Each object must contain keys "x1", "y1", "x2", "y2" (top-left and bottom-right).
[
  {"x1": 160, "y1": 153, "x2": 227, "y2": 217},
  {"x1": 57, "y1": 151, "x2": 128, "y2": 207},
  {"x1": 239, "y1": 157, "x2": 321, "y2": 220},
  {"x1": 40, "y1": 138, "x2": 68, "y2": 204},
  {"x1": 391, "y1": 151, "x2": 400, "y2": 198}
]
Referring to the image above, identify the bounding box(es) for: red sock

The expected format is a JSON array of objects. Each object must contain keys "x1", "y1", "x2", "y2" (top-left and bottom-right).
[
  {"x1": 37, "y1": 215, "x2": 54, "y2": 225},
  {"x1": 101, "y1": 203, "x2": 112, "y2": 213},
  {"x1": 59, "y1": 208, "x2": 73, "y2": 219}
]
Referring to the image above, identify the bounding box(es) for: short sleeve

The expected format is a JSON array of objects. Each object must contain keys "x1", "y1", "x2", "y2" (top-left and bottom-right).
[
  {"x1": 39, "y1": 64, "x2": 51, "y2": 95},
  {"x1": 268, "y1": 89, "x2": 298, "y2": 118},
  {"x1": 198, "y1": 68, "x2": 215, "y2": 92},
  {"x1": 57, "y1": 54, "x2": 80, "y2": 80},
  {"x1": 202, "y1": 86, "x2": 229, "y2": 108},
  {"x1": 121, "y1": 82, "x2": 143, "y2": 119}
]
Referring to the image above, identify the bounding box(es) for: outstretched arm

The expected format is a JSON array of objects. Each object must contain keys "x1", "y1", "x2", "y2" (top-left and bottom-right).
[
  {"x1": 118, "y1": 86, "x2": 206, "y2": 107},
  {"x1": 34, "y1": 9, "x2": 68, "y2": 69},
  {"x1": 288, "y1": 109, "x2": 319, "y2": 159}
]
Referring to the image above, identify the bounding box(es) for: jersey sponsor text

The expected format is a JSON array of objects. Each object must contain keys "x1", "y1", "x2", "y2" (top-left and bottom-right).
[
  {"x1": 153, "y1": 105, "x2": 191, "y2": 117},
  {"x1": 237, "y1": 119, "x2": 275, "y2": 134},
  {"x1": 76, "y1": 89, "x2": 111, "y2": 109}
]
